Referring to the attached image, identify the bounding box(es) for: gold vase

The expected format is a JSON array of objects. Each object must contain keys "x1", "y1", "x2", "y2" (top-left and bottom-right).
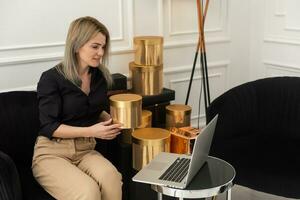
[{"x1": 109, "y1": 94, "x2": 142, "y2": 129}]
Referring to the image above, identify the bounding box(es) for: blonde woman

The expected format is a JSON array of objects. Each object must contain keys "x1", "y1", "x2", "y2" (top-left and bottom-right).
[{"x1": 32, "y1": 16, "x2": 123, "y2": 200}]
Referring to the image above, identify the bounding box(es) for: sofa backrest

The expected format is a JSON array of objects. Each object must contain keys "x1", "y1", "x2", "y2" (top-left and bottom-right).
[
  {"x1": 0, "y1": 91, "x2": 39, "y2": 167},
  {"x1": 208, "y1": 76, "x2": 300, "y2": 139}
]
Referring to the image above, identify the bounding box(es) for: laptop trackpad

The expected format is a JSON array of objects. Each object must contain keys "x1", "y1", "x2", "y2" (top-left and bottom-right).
[{"x1": 147, "y1": 161, "x2": 168, "y2": 171}]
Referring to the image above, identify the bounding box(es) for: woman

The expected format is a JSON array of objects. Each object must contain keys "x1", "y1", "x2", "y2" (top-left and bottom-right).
[{"x1": 32, "y1": 16, "x2": 123, "y2": 200}]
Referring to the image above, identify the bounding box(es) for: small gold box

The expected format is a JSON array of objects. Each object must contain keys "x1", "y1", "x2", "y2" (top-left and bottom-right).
[
  {"x1": 170, "y1": 127, "x2": 200, "y2": 155},
  {"x1": 166, "y1": 104, "x2": 192, "y2": 129}
]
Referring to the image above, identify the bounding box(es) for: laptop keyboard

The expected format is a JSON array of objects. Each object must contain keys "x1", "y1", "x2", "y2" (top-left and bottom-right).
[{"x1": 159, "y1": 158, "x2": 191, "y2": 183}]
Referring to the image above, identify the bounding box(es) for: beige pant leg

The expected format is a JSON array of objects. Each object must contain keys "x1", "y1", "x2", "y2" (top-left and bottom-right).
[
  {"x1": 77, "y1": 150, "x2": 122, "y2": 200},
  {"x1": 32, "y1": 136, "x2": 101, "y2": 200}
]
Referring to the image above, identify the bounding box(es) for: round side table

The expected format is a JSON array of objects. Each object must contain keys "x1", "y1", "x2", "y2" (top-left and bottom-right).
[{"x1": 151, "y1": 156, "x2": 235, "y2": 200}]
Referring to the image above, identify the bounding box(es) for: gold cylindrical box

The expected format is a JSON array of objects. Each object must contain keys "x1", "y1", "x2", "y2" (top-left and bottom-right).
[
  {"x1": 132, "y1": 128, "x2": 170, "y2": 170},
  {"x1": 129, "y1": 62, "x2": 163, "y2": 96},
  {"x1": 109, "y1": 94, "x2": 142, "y2": 129},
  {"x1": 166, "y1": 104, "x2": 192, "y2": 129},
  {"x1": 139, "y1": 110, "x2": 152, "y2": 128},
  {"x1": 134, "y1": 36, "x2": 163, "y2": 66}
]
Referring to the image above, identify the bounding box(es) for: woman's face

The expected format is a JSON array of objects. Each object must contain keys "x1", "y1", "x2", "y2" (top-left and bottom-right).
[{"x1": 77, "y1": 32, "x2": 106, "y2": 69}]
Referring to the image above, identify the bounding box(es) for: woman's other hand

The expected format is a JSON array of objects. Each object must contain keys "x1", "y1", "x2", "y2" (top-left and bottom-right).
[
  {"x1": 99, "y1": 111, "x2": 112, "y2": 122},
  {"x1": 89, "y1": 118, "x2": 122, "y2": 140}
]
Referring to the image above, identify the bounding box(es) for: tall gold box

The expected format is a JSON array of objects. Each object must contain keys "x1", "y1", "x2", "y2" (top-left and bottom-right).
[
  {"x1": 134, "y1": 36, "x2": 163, "y2": 66},
  {"x1": 129, "y1": 62, "x2": 163, "y2": 96}
]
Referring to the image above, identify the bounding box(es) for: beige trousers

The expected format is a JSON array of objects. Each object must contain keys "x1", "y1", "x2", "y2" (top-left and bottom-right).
[{"x1": 32, "y1": 136, "x2": 122, "y2": 200}]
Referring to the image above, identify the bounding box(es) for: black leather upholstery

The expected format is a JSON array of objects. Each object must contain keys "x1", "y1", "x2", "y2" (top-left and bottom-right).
[{"x1": 207, "y1": 77, "x2": 300, "y2": 198}]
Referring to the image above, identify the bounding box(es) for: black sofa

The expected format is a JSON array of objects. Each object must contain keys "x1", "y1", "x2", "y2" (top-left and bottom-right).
[
  {"x1": 0, "y1": 74, "x2": 128, "y2": 200},
  {"x1": 207, "y1": 77, "x2": 300, "y2": 199}
]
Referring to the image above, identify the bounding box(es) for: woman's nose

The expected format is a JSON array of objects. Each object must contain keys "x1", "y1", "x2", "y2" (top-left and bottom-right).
[{"x1": 97, "y1": 48, "x2": 104, "y2": 56}]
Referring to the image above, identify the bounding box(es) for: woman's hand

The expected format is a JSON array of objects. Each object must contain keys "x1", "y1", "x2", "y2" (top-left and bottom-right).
[
  {"x1": 99, "y1": 111, "x2": 112, "y2": 122},
  {"x1": 89, "y1": 118, "x2": 122, "y2": 140}
]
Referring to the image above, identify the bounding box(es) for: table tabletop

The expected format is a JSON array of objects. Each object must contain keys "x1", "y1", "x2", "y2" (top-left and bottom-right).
[{"x1": 151, "y1": 156, "x2": 235, "y2": 199}]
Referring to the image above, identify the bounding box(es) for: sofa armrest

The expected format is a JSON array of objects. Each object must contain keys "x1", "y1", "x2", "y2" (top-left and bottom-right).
[{"x1": 0, "y1": 151, "x2": 22, "y2": 200}]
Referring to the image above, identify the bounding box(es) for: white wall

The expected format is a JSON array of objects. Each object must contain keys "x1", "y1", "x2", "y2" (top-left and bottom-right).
[
  {"x1": 1, "y1": 0, "x2": 300, "y2": 125},
  {"x1": 249, "y1": 0, "x2": 300, "y2": 79}
]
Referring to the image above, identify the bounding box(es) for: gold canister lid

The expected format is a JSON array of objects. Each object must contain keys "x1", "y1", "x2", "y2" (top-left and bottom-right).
[
  {"x1": 134, "y1": 36, "x2": 163, "y2": 66},
  {"x1": 132, "y1": 128, "x2": 170, "y2": 145},
  {"x1": 166, "y1": 104, "x2": 192, "y2": 115},
  {"x1": 110, "y1": 93, "x2": 142, "y2": 107},
  {"x1": 109, "y1": 93, "x2": 142, "y2": 128}
]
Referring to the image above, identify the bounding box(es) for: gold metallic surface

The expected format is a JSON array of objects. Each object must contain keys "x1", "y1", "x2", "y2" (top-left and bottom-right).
[
  {"x1": 170, "y1": 127, "x2": 199, "y2": 155},
  {"x1": 109, "y1": 94, "x2": 142, "y2": 129},
  {"x1": 132, "y1": 128, "x2": 170, "y2": 170},
  {"x1": 129, "y1": 62, "x2": 163, "y2": 96},
  {"x1": 139, "y1": 110, "x2": 152, "y2": 128},
  {"x1": 119, "y1": 110, "x2": 152, "y2": 144},
  {"x1": 166, "y1": 104, "x2": 192, "y2": 129},
  {"x1": 134, "y1": 36, "x2": 163, "y2": 66}
]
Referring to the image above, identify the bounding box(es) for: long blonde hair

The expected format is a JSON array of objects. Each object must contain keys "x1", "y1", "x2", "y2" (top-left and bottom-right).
[{"x1": 57, "y1": 16, "x2": 113, "y2": 88}]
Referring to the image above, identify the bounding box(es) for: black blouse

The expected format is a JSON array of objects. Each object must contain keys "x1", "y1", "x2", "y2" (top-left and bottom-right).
[{"x1": 37, "y1": 66, "x2": 109, "y2": 139}]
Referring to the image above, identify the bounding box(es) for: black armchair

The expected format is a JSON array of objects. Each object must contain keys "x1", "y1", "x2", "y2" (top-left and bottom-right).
[{"x1": 207, "y1": 77, "x2": 300, "y2": 199}]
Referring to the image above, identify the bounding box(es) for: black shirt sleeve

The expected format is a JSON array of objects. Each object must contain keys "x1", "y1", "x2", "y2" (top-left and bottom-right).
[{"x1": 37, "y1": 71, "x2": 62, "y2": 138}]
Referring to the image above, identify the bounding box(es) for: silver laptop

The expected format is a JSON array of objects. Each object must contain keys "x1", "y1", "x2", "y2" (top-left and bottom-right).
[{"x1": 132, "y1": 115, "x2": 218, "y2": 189}]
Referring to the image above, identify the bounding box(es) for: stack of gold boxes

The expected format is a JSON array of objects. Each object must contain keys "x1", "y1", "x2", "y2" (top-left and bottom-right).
[
  {"x1": 130, "y1": 36, "x2": 164, "y2": 96},
  {"x1": 128, "y1": 36, "x2": 171, "y2": 170}
]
